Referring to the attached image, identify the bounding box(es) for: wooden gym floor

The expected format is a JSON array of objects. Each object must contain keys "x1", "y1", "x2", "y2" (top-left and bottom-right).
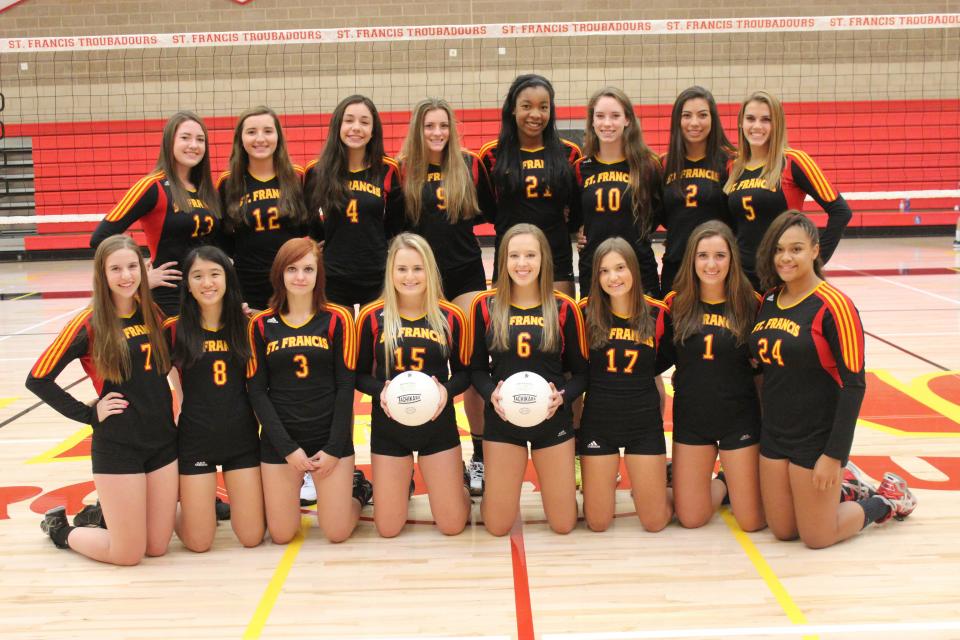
[{"x1": 0, "y1": 237, "x2": 958, "y2": 639}]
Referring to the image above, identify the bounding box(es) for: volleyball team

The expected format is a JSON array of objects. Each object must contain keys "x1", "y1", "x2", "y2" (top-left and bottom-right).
[{"x1": 26, "y1": 74, "x2": 917, "y2": 567}]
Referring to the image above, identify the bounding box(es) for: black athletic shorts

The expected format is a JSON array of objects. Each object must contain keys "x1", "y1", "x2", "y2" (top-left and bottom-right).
[
  {"x1": 178, "y1": 449, "x2": 261, "y2": 475},
  {"x1": 673, "y1": 422, "x2": 760, "y2": 451},
  {"x1": 91, "y1": 436, "x2": 178, "y2": 475},
  {"x1": 371, "y1": 420, "x2": 461, "y2": 457},
  {"x1": 577, "y1": 425, "x2": 666, "y2": 456},
  {"x1": 483, "y1": 412, "x2": 575, "y2": 450},
  {"x1": 260, "y1": 434, "x2": 355, "y2": 465},
  {"x1": 325, "y1": 274, "x2": 382, "y2": 309},
  {"x1": 759, "y1": 432, "x2": 838, "y2": 470},
  {"x1": 440, "y1": 259, "x2": 487, "y2": 301}
]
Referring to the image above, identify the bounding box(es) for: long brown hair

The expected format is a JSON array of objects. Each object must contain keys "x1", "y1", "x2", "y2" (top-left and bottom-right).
[
  {"x1": 91, "y1": 235, "x2": 170, "y2": 382},
  {"x1": 669, "y1": 221, "x2": 756, "y2": 345},
  {"x1": 724, "y1": 90, "x2": 787, "y2": 194},
  {"x1": 581, "y1": 87, "x2": 660, "y2": 232},
  {"x1": 664, "y1": 86, "x2": 735, "y2": 194},
  {"x1": 267, "y1": 237, "x2": 326, "y2": 314},
  {"x1": 155, "y1": 111, "x2": 221, "y2": 219},
  {"x1": 399, "y1": 98, "x2": 478, "y2": 225},
  {"x1": 490, "y1": 224, "x2": 559, "y2": 352},
  {"x1": 756, "y1": 210, "x2": 825, "y2": 291},
  {"x1": 585, "y1": 237, "x2": 653, "y2": 350},
  {"x1": 222, "y1": 106, "x2": 307, "y2": 229},
  {"x1": 309, "y1": 95, "x2": 386, "y2": 217}
]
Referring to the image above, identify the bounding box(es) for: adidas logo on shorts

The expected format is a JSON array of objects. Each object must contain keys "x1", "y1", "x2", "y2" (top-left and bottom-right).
[
  {"x1": 740, "y1": 434, "x2": 753, "y2": 441},
  {"x1": 194, "y1": 461, "x2": 208, "y2": 467},
  {"x1": 587, "y1": 440, "x2": 600, "y2": 449},
  {"x1": 556, "y1": 429, "x2": 567, "y2": 437}
]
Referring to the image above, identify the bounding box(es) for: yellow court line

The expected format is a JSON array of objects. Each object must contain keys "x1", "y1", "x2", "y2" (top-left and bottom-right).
[
  {"x1": 25, "y1": 425, "x2": 92, "y2": 464},
  {"x1": 10, "y1": 292, "x2": 38, "y2": 301},
  {"x1": 720, "y1": 508, "x2": 819, "y2": 640},
  {"x1": 857, "y1": 418, "x2": 960, "y2": 439},
  {"x1": 243, "y1": 516, "x2": 311, "y2": 639},
  {"x1": 0, "y1": 397, "x2": 17, "y2": 410}
]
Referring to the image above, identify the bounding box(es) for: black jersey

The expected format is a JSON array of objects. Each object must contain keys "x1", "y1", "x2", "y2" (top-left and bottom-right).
[
  {"x1": 749, "y1": 281, "x2": 865, "y2": 462},
  {"x1": 578, "y1": 296, "x2": 669, "y2": 435},
  {"x1": 303, "y1": 156, "x2": 403, "y2": 284},
  {"x1": 480, "y1": 140, "x2": 581, "y2": 277},
  {"x1": 660, "y1": 291, "x2": 761, "y2": 435},
  {"x1": 469, "y1": 290, "x2": 588, "y2": 438},
  {"x1": 400, "y1": 151, "x2": 493, "y2": 271},
  {"x1": 25, "y1": 307, "x2": 176, "y2": 449},
  {"x1": 355, "y1": 300, "x2": 471, "y2": 431},
  {"x1": 217, "y1": 168, "x2": 310, "y2": 310},
  {"x1": 573, "y1": 156, "x2": 662, "y2": 295},
  {"x1": 90, "y1": 171, "x2": 219, "y2": 315},
  {"x1": 247, "y1": 304, "x2": 356, "y2": 459},
  {"x1": 164, "y1": 317, "x2": 259, "y2": 461},
  {"x1": 660, "y1": 155, "x2": 731, "y2": 267},
  {"x1": 726, "y1": 150, "x2": 852, "y2": 278}
]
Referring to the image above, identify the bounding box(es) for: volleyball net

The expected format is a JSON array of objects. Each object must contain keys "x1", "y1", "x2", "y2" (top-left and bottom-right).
[{"x1": 0, "y1": 14, "x2": 958, "y2": 249}]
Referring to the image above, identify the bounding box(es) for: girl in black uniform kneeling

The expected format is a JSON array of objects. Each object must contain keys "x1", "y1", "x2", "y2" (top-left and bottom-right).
[
  {"x1": 165, "y1": 246, "x2": 264, "y2": 551},
  {"x1": 248, "y1": 238, "x2": 369, "y2": 544},
  {"x1": 579, "y1": 237, "x2": 672, "y2": 532},
  {"x1": 660, "y1": 221, "x2": 764, "y2": 531},
  {"x1": 751, "y1": 211, "x2": 916, "y2": 548},
  {"x1": 29, "y1": 235, "x2": 178, "y2": 565},
  {"x1": 470, "y1": 224, "x2": 588, "y2": 535},
  {"x1": 356, "y1": 233, "x2": 472, "y2": 537}
]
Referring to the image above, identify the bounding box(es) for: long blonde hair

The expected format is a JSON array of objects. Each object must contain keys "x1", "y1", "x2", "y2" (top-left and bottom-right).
[
  {"x1": 585, "y1": 238, "x2": 653, "y2": 350},
  {"x1": 490, "y1": 224, "x2": 559, "y2": 352},
  {"x1": 91, "y1": 235, "x2": 170, "y2": 382},
  {"x1": 724, "y1": 90, "x2": 787, "y2": 194},
  {"x1": 381, "y1": 233, "x2": 450, "y2": 371},
  {"x1": 399, "y1": 98, "x2": 479, "y2": 225}
]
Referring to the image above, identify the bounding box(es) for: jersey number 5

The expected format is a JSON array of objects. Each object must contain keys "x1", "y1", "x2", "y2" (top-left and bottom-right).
[
  {"x1": 756, "y1": 337, "x2": 784, "y2": 366},
  {"x1": 742, "y1": 195, "x2": 756, "y2": 221}
]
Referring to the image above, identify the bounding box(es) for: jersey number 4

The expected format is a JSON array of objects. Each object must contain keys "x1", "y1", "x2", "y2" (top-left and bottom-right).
[{"x1": 345, "y1": 199, "x2": 359, "y2": 223}]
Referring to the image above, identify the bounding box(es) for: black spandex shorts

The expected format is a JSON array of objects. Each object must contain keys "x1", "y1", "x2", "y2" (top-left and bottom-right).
[
  {"x1": 178, "y1": 449, "x2": 261, "y2": 475},
  {"x1": 483, "y1": 412, "x2": 575, "y2": 450},
  {"x1": 577, "y1": 425, "x2": 666, "y2": 456},
  {"x1": 759, "y1": 432, "x2": 838, "y2": 470},
  {"x1": 91, "y1": 437, "x2": 178, "y2": 475},
  {"x1": 440, "y1": 260, "x2": 487, "y2": 301},
  {"x1": 371, "y1": 420, "x2": 461, "y2": 457},
  {"x1": 673, "y1": 422, "x2": 760, "y2": 451},
  {"x1": 325, "y1": 274, "x2": 382, "y2": 309},
  {"x1": 260, "y1": 434, "x2": 355, "y2": 465}
]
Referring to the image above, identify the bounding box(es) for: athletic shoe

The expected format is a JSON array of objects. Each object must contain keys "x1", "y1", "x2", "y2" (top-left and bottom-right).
[
  {"x1": 715, "y1": 470, "x2": 731, "y2": 506},
  {"x1": 466, "y1": 460, "x2": 484, "y2": 497},
  {"x1": 73, "y1": 501, "x2": 107, "y2": 529},
  {"x1": 300, "y1": 472, "x2": 317, "y2": 506},
  {"x1": 409, "y1": 473, "x2": 416, "y2": 499},
  {"x1": 875, "y1": 472, "x2": 917, "y2": 522},
  {"x1": 840, "y1": 461, "x2": 876, "y2": 502},
  {"x1": 352, "y1": 469, "x2": 373, "y2": 508},
  {"x1": 215, "y1": 497, "x2": 231, "y2": 521},
  {"x1": 41, "y1": 506, "x2": 71, "y2": 549},
  {"x1": 574, "y1": 455, "x2": 583, "y2": 491},
  {"x1": 666, "y1": 461, "x2": 673, "y2": 488}
]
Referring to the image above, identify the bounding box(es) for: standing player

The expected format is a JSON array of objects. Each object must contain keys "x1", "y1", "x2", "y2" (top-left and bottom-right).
[
  {"x1": 397, "y1": 97, "x2": 492, "y2": 496},
  {"x1": 660, "y1": 221, "x2": 764, "y2": 531},
  {"x1": 574, "y1": 87, "x2": 662, "y2": 298},
  {"x1": 480, "y1": 74, "x2": 581, "y2": 298},
  {"x1": 356, "y1": 234, "x2": 472, "y2": 537},
  {"x1": 165, "y1": 246, "x2": 264, "y2": 551},
  {"x1": 90, "y1": 111, "x2": 220, "y2": 316},
  {"x1": 305, "y1": 95, "x2": 403, "y2": 308},
  {"x1": 751, "y1": 211, "x2": 915, "y2": 548},
  {"x1": 218, "y1": 106, "x2": 311, "y2": 312},
  {"x1": 578, "y1": 238, "x2": 672, "y2": 532},
  {"x1": 660, "y1": 86, "x2": 736, "y2": 294},
  {"x1": 247, "y1": 238, "x2": 369, "y2": 544},
  {"x1": 469, "y1": 224, "x2": 588, "y2": 535},
  {"x1": 28, "y1": 235, "x2": 178, "y2": 565},
  {"x1": 724, "y1": 91, "x2": 852, "y2": 289}
]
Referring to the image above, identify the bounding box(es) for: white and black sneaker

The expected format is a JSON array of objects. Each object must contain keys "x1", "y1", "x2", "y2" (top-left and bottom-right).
[
  {"x1": 300, "y1": 472, "x2": 317, "y2": 506},
  {"x1": 465, "y1": 459, "x2": 485, "y2": 496}
]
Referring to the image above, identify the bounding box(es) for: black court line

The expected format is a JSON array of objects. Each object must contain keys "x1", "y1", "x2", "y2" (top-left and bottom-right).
[
  {"x1": 0, "y1": 376, "x2": 89, "y2": 430},
  {"x1": 863, "y1": 330, "x2": 952, "y2": 372}
]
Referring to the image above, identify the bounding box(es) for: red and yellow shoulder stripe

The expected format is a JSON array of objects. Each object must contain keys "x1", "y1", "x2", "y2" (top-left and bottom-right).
[
  {"x1": 661, "y1": 290, "x2": 678, "y2": 308},
  {"x1": 439, "y1": 300, "x2": 471, "y2": 364},
  {"x1": 245, "y1": 308, "x2": 275, "y2": 377},
  {"x1": 325, "y1": 302, "x2": 357, "y2": 369},
  {"x1": 104, "y1": 171, "x2": 165, "y2": 222},
  {"x1": 356, "y1": 299, "x2": 385, "y2": 333},
  {"x1": 577, "y1": 295, "x2": 589, "y2": 312},
  {"x1": 161, "y1": 315, "x2": 178, "y2": 330},
  {"x1": 785, "y1": 148, "x2": 837, "y2": 202},
  {"x1": 815, "y1": 282, "x2": 863, "y2": 373},
  {"x1": 478, "y1": 140, "x2": 498, "y2": 158},
  {"x1": 293, "y1": 163, "x2": 306, "y2": 178},
  {"x1": 31, "y1": 308, "x2": 93, "y2": 379},
  {"x1": 303, "y1": 158, "x2": 319, "y2": 173},
  {"x1": 555, "y1": 290, "x2": 588, "y2": 357},
  {"x1": 644, "y1": 294, "x2": 669, "y2": 314},
  {"x1": 215, "y1": 170, "x2": 231, "y2": 190},
  {"x1": 561, "y1": 138, "x2": 583, "y2": 162},
  {"x1": 466, "y1": 289, "x2": 497, "y2": 355}
]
